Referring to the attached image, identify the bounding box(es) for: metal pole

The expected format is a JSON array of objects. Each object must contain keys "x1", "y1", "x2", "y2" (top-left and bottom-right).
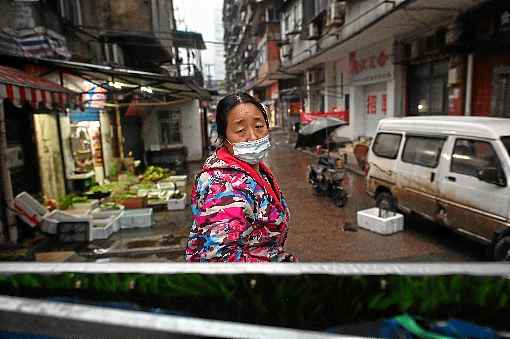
[
  {"x1": 465, "y1": 53, "x2": 474, "y2": 116},
  {"x1": 0, "y1": 100, "x2": 16, "y2": 243},
  {"x1": 115, "y1": 105, "x2": 124, "y2": 160},
  {"x1": 57, "y1": 71, "x2": 68, "y2": 193}
]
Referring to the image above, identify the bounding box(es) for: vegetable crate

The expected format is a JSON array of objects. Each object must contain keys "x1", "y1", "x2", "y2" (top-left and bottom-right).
[
  {"x1": 118, "y1": 195, "x2": 147, "y2": 209},
  {"x1": 12, "y1": 192, "x2": 49, "y2": 227},
  {"x1": 90, "y1": 205, "x2": 125, "y2": 219},
  {"x1": 89, "y1": 215, "x2": 121, "y2": 240},
  {"x1": 167, "y1": 193, "x2": 187, "y2": 211},
  {"x1": 169, "y1": 175, "x2": 188, "y2": 189},
  {"x1": 119, "y1": 208, "x2": 154, "y2": 229},
  {"x1": 57, "y1": 221, "x2": 90, "y2": 243},
  {"x1": 40, "y1": 210, "x2": 91, "y2": 235}
]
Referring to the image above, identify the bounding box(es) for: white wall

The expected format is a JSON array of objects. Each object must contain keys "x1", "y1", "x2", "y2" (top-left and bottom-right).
[{"x1": 142, "y1": 99, "x2": 203, "y2": 162}]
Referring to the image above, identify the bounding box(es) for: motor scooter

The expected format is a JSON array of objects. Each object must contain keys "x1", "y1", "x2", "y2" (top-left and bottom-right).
[{"x1": 308, "y1": 154, "x2": 348, "y2": 207}]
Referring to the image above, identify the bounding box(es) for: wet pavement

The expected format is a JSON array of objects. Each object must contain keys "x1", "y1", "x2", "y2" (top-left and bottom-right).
[
  {"x1": 62, "y1": 130, "x2": 488, "y2": 262},
  {"x1": 269, "y1": 131, "x2": 487, "y2": 262}
]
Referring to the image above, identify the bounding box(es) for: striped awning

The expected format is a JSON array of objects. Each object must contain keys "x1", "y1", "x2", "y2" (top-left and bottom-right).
[{"x1": 0, "y1": 65, "x2": 74, "y2": 109}]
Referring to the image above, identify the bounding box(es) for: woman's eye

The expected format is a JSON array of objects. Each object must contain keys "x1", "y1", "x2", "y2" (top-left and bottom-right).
[{"x1": 237, "y1": 129, "x2": 246, "y2": 133}]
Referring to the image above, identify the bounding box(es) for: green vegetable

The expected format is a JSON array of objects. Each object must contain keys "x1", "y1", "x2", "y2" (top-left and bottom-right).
[
  {"x1": 58, "y1": 194, "x2": 89, "y2": 210},
  {"x1": 142, "y1": 166, "x2": 170, "y2": 183}
]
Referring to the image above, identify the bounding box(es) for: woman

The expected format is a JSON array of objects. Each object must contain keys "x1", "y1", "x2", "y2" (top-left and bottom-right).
[{"x1": 186, "y1": 93, "x2": 296, "y2": 262}]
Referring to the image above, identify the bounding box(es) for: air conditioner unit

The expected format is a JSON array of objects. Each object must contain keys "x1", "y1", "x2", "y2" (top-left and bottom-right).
[
  {"x1": 327, "y1": 1, "x2": 345, "y2": 27},
  {"x1": 282, "y1": 44, "x2": 292, "y2": 57},
  {"x1": 308, "y1": 22, "x2": 320, "y2": 40}
]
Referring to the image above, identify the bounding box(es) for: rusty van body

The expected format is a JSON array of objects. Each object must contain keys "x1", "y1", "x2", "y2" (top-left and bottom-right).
[{"x1": 366, "y1": 116, "x2": 510, "y2": 260}]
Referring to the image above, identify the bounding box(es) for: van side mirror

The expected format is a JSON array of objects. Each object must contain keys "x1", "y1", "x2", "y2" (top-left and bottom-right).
[{"x1": 477, "y1": 167, "x2": 507, "y2": 187}]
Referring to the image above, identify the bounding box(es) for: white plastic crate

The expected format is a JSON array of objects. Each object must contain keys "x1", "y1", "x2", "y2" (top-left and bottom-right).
[
  {"x1": 169, "y1": 175, "x2": 187, "y2": 188},
  {"x1": 157, "y1": 181, "x2": 176, "y2": 190},
  {"x1": 41, "y1": 210, "x2": 91, "y2": 234},
  {"x1": 89, "y1": 215, "x2": 120, "y2": 240},
  {"x1": 356, "y1": 208, "x2": 404, "y2": 235},
  {"x1": 119, "y1": 208, "x2": 154, "y2": 229},
  {"x1": 12, "y1": 192, "x2": 48, "y2": 227},
  {"x1": 72, "y1": 199, "x2": 99, "y2": 212},
  {"x1": 167, "y1": 193, "x2": 187, "y2": 211},
  {"x1": 90, "y1": 205, "x2": 125, "y2": 219}
]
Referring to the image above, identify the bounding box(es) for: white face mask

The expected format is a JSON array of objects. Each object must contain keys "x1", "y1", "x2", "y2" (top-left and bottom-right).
[{"x1": 227, "y1": 135, "x2": 271, "y2": 164}]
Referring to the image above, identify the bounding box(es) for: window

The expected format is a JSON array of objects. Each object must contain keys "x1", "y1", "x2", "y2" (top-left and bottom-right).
[
  {"x1": 492, "y1": 68, "x2": 510, "y2": 117},
  {"x1": 159, "y1": 111, "x2": 182, "y2": 145},
  {"x1": 372, "y1": 133, "x2": 402, "y2": 159},
  {"x1": 451, "y1": 139, "x2": 500, "y2": 177},
  {"x1": 408, "y1": 61, "x2": 448, "y2": 115},
  {"x1": 402, "y1": 136, "x2": 445, "y2": 168},
  {"x1": 501, "y1": 136, "x2": 510, "y2": 157}
]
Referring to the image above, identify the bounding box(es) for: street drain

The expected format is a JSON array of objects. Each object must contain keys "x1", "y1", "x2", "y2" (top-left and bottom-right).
[{"x1": 126, "y1": 240, "x2": 158, "y2": 249}]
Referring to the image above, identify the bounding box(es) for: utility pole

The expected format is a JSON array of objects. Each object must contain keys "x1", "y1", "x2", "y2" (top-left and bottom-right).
[{"x1": 204, "y1": 64, "x2": 214, "y2": 89}]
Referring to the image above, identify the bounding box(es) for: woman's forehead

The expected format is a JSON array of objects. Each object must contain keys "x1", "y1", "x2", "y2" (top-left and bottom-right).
[{"x1": 228, "y1": 103, "x2": 264, "y2": 121}]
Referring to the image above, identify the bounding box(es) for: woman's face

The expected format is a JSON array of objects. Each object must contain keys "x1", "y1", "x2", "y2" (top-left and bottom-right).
[{"x1": 224, "y1": 102, "x2": 269, "y2": 153}]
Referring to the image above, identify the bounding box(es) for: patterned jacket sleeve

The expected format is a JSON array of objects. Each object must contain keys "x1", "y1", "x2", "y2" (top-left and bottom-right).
[{"x1": 190, "y1": 171, "x2": 259, "y2": 262}]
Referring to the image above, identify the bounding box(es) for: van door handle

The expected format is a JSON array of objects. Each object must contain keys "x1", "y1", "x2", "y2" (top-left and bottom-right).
[
  {"x1": 446, "y1": 176, "x2": 456, "y2": 182},
  {"x1": 430, "y1": 172, "x2": 435, "y2": 182}
]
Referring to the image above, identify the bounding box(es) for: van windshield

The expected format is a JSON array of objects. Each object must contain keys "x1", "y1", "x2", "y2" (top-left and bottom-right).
[{"x1": 501, "y1": 137, "x2": 510, "y2": 156}]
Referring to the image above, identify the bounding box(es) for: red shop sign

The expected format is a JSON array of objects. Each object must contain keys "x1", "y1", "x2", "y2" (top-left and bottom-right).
[{"x1": 367, "y1": 95, "x2": 377, "y2": 114}]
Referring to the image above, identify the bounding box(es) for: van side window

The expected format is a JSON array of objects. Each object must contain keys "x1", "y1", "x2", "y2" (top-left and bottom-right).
[
  {"x1": 451, "y1": 139, "x2": 500, "y2": 177},
  {"x1": 401, "y1": 136, "x2": 445, "y2": 168},
  {"x1": 372, "y1": 133, "x2": 402, "y2": 159}
]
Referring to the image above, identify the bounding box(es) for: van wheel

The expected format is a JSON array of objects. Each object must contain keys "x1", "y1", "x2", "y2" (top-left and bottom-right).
[
  {"x1": 494, "y1": 236, "x2": 510, "y2": 261},
  {"x1": 376, "y1": 192, "x2": 396, "y2": 212}
]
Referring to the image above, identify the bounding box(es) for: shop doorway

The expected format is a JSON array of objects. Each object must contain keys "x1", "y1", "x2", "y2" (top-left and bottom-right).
[
  {"x1": 3, "y1": 100, "x2": 41, "y2": 196},
  {"x1": 364, "y1": 83, "x2": 387, "y2": 137}
]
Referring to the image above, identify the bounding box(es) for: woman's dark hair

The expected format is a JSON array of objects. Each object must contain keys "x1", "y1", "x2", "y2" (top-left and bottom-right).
[{"x1": 215, "y1": 92, "x2": 269, "y2": 142}]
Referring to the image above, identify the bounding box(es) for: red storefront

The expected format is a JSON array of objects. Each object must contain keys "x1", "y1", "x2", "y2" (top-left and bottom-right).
[{"x1": 464, "y1": 1, "x2": 510, "y2": 117}]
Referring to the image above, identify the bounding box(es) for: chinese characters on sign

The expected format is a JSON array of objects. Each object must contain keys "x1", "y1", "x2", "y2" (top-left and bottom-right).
[
  {"x1": 367, "y1": 95, "x2": 377, "y2": 114},
  {"x1": 349, "y1": 43, "x2": 394, "y2": 85},
  {"x1": 349, "y1": 49, "x2": 389, "y2": 75},
  {"x1": 382, "y1": 94, "x2": 387, "y2": 114}
]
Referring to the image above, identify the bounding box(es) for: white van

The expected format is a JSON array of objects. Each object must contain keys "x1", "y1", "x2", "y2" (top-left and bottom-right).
[{"x1": 366, "y1": 116, "x2": 510, "y2": 260}]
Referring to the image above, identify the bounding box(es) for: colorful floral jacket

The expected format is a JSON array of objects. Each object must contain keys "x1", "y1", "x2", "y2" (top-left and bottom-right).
[{"x1": 186, "y1": 147, "x2": 295, "y2": 262}]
